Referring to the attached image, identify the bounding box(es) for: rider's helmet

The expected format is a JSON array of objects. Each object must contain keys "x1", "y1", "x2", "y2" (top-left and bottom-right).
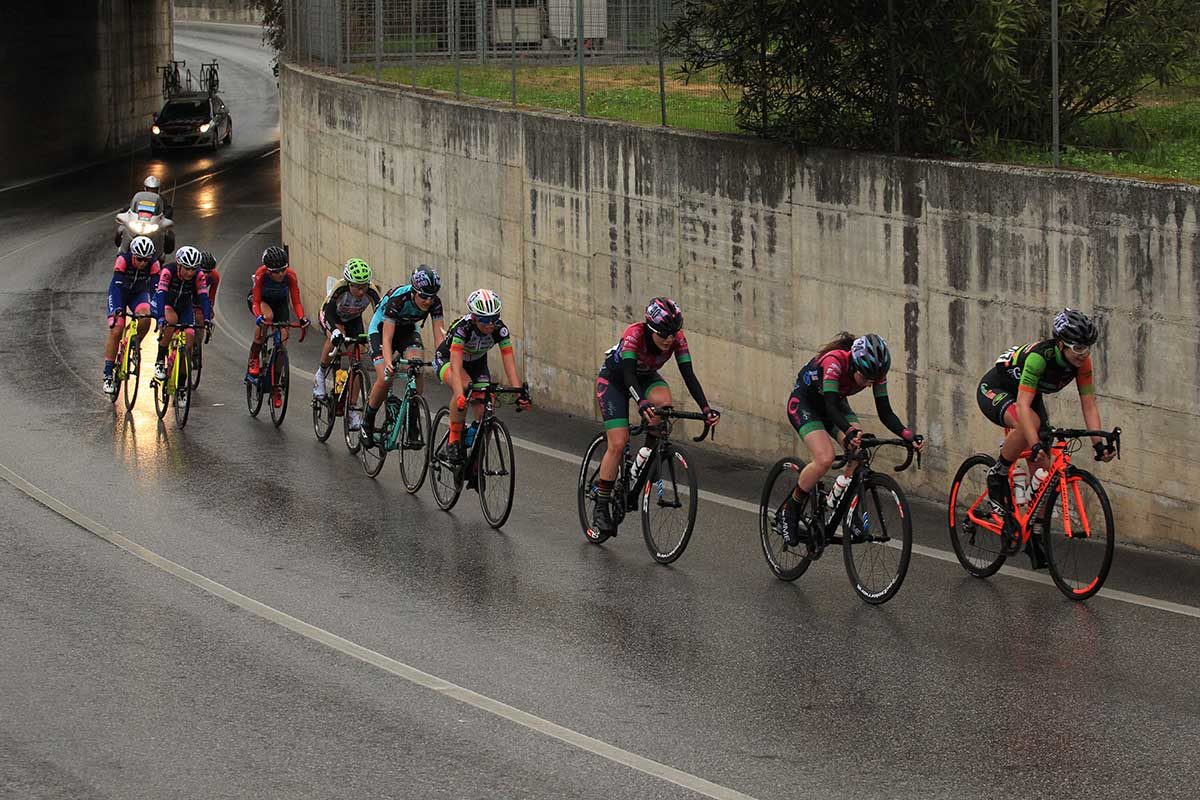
[
  {"x1": 199, "y1": 251, "x2": 217, "y2": 271},
  {"x1": 343, "y1": 257, "x2": 372, "y2": 285},
  {"x1": 262, "y1": 246, "x2": 288, "y2": 271},
  {"x1": 850, "y1": 333, "x2": 891, "y2": 381},
  {"x1": 175, "y1": 245, "x2": 203, "y2": 270},
  {"x1": 143, "y1": 175, "x2": 161, "y2": 193},
  {"x1": 1052, "y1": 308, "x2": 1098, "y2": 347},
  {"x1": 130, "y1": 236, "x2": 156, "y2": 260},
  {"x1": 410, "y1": 264, "x2": 441, "y2": 296},
  {"x1": 467, "y1": 288, "x2": 502, "y2": 321},
  {"x1": 644, "y1": 297, "x2": 683, "y2": 337}
]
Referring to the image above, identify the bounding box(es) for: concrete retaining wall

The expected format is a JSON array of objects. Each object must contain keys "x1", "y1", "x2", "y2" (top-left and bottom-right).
[
  {"x1": 280, "y1": 64, "x2": 1200, "y2": 553},
  {"x1": 174, "y1": 0, "x2": 262, "y2": 24},
  {"x1": 0, "y1": 1, "x2": 172, "y2": 184}
]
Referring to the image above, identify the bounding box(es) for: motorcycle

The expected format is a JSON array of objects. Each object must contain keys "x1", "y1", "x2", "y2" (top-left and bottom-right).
[{"x1": 115, "y1": 194, "x2": 175, "y2": 254}]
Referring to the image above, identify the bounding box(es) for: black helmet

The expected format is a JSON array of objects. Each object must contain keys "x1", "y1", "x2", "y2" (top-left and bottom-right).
[
  {"x1": 262, "y1": 246, "x2": 288, "y2": 271},
  {"x1": 411, "y1": 264, "x2": 441, "y2": 295},
  {"x1": 199, "y1": 250, "x2": 216, "y2": 271},
  {"x1": 850, "y1": 333, "x2": 891, "y2": 381},
  {"x1": 1052, "y1": 308, "x2": 1098, "y2": 346},
  {"x1": 644, "y1": 297, "x2": 683, "y2": 337}
]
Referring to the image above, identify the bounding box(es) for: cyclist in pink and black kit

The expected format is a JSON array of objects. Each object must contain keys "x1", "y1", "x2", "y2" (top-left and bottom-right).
[
  {"x1": 590, "y1": 297, "x2": 721, "y2": 534},
  {"x1": 779, "y1": 332, "x2": 923, "y2": 549},
  {"x1": 103, "y1": 235, "x2": 161, "y2": 396}
]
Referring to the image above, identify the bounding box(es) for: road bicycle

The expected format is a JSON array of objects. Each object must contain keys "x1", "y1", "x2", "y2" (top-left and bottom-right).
[
  {"x1": 187, "y1": 321, "x2": 212, "y2": 392},
  {"x1": 200, "y1": 60, "x2": 220, "y2": 94},
  {"x1": 159, "y1": 61, "x2": 184, "y2": 99},
  {"x1": 246, "y1": 321, "x2": 307, "y2": 427},
  {"x1": 577, "y1": 407, "x2": 715, "y2": 564},
  {"x1": 108, "y1": 311, "x2": 152, "y2": 411},
  {"x1": 759, "y1": 435, "x2": 921, "y2": 605},
  {"x1": 312, "y1": 332, "x2": 371, "y2": 456},
  {"x1": 430, "y1": 383, "x2": 530, "y2": 529},
  {"x1": 360, "y1": 356, "x2": 432, "y2": 492},
  {"x1": 151, "y1": 323, "x2": 194, "y2": 428},
  {"x1": 949, "y1": 427, "x2": 1121, "y2": 601}
]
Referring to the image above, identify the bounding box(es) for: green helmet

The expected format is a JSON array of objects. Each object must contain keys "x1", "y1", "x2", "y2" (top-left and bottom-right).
[{"x1": 343, "y1": 257, "x2": 372, "y2": 285}]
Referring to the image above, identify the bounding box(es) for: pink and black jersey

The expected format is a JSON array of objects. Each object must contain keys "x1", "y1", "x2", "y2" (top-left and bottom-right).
[
  {"x1": 112, "y1": 252, "x2": 161, "y2": 288},
  {"x1": 799, "y1": 349, "x2": 886, "y2": 399},
  {"x1": 602, "y1": 322, "x2": 691, "y2": 374}
]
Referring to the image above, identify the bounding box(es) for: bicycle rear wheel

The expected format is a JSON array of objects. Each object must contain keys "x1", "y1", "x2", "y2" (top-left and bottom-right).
[
  {"x1": 398, "y1": 393, "x2": 431, "y2": 493},
  {"x1": 429, "y1": 407, "x2": 464, "y2": 510},
  {"x1": 478, "y1": 416, "x2": 516, "y2": 528},
  {"x1": 948, "y1": 454, "x2": 1007, "y2": 578},
  {"x1": 312, "y1": 367, "x2": 337, "y2": 442},
  {"x1": 122, "y1": 338, "x2": 141, "y2": 411},
  {"x1": 270, "y1": 348, "x2": 290, "y2": 427},
  {"x1": 759, "y1": 457, "x2": 813, "y2": 581},
  {"x1": 842, "y1": 473, "x2": 911, "y2": 604},
  {"x1": 576, "y1": 432, "x2": 612, "y2": 544},
  {"x1": 640, "y1": 444, "x2": 698, "y2": 564},
  {"x1": 1041, "y1": 469, "x2": 1114, "y2": 601},
  {"x1": 173, "y1": 349, "x2": 191, "y2": 429},
  {"x1": 189, "y1": 336, "x2": 203, "y2": 391},
  {"x1": 343, "y1": 367, "x2": 366, "y2": 454}
]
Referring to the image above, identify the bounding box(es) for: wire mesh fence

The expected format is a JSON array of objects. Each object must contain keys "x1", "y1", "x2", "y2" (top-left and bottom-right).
[{"x1": 284, "y1": 0, "x2": 738, "y2": 133}]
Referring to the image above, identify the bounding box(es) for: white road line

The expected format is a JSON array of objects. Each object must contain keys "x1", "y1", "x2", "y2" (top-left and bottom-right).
[
  {"x1": 0, "y1": 462, "x2": 759, "y2": 800},
  {"x1": 212, "y1": 218, "x2": 1200, "y2": 621}
]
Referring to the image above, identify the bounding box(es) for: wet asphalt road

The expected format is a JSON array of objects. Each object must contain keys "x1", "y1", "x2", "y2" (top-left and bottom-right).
[{"x1": 0, "y1": 22, "x2": 1197, "y2": 800}]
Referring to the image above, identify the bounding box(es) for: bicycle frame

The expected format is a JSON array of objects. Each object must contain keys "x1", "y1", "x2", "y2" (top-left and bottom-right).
[
  {"x1": 457, "y1": 383, "x2": 526, "y2": 468},
  {"x1": 806, "y1": 437, "x2": 917, "y2": 547},
  {"x1": 380, "y1": 357, "x2": 428, "y2": 451},
  {"x1": 256, "y1": 322, "x2": 305, "y2": 388},
  {"x1": 115, "y1": 313, "x2": 148, "y2": 380},
  {"x1": 612, "y1": 408, "x2": 713, "y2": 513}
]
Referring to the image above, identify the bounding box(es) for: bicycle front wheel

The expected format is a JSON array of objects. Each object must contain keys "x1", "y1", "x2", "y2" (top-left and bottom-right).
[
  {"x1": 478, "y1": 416, "x2": 516, "y2": 528},
  {"x1": 122, "y1": 339, "x2": 141, "y2": 411},
  {"x1": 153, "y1": 368, "x2": 169, "y2": 420},
  {"x1": 640, "y1": 445, "x2": 698, "y2": 564},
  {"x1": 949, "y1": 454, "x2": 1007, "y2": 578},
  {"x1": 1041, "y1": 469, "x2": 1114, "y2": 601},
  {"x1": 361, "y1": 397, "x2": 390, "y2": 478},
  {"x1": 246, "y1": 360, "x2": 264, "y2": 418},
  {"x1": 429, "y1": 407, "x2": 463, "y2": 511},
  {"x1": 842, "y1": 473, "x2": 911, "y2": 604},
  {"x1": 398, "y1": 393, "x2": 431, "y2": 493},
  {"x1": 576, "y1": 432, "x2": 612, "y2": 544},
  {"x1": 343, "y1": 367, "x2": 367, "y2": 454},
  {"x1": 759, "y1": 457, "x2": 813, "y2": 581},
  {"x1": 270, "y1": 348, "x2": 290, "y2": 427},
  {"x1": 173, "y1": 349, "x2": 191, "y2": 428},
  {"x1": 312, "y1": 368, "x2": 337, "y2": 442},
  {"x1": 189, "y1": 337, "x2": 203, "y2": 391}
]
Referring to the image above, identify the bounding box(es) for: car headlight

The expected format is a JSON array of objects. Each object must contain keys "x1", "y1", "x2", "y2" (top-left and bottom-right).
[
  {"x1": 151, "y1": 125, "x2": 161, "y2": 135},
  {"x1": 199, "y1": 122, "x2": 211, "y2": 133}
]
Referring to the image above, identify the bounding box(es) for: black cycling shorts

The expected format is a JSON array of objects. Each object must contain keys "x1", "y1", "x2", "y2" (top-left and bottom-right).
[
  {"x1": 977, "y1": 366, "x2": 1048, "y2": 429},
  {"x1": 595, "y1": 366, "x2": 668, "y2": 430},
  {"x1": 369, "y1": 325, "x2": 423, "y2": 366},
  {"x1": 786, "y1": 385, "x2": 859, "y2": 438}
]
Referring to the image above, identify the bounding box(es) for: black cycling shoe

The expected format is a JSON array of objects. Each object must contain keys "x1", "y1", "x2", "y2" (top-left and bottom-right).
[
  {"x1": 360, "y1": 418, "x2": 376, "y2": 449},
  {"x1": 592, "y1": 493, "x2": 615, "y2": 534},
  {"x1": 779, "y1": 497, "x2": 805, "y2": 548},
  {"x1": 447, "y1": 440, "x2": 465, "y2": 465},
  {"x1": 986, "y1": 469, "x2": 1012, "y2": 518}
]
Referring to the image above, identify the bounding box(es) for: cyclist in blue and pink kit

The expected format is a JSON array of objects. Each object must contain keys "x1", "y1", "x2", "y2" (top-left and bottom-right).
[
  {"x1": 150, "y1": 245, "x2": 212, "y2": 382},
  {"x1": 590, "y1": 297, "x2": 721, "y2": 535},
  {"x1": 103, "y1": 235, "x2": 160, "y2": 396}
]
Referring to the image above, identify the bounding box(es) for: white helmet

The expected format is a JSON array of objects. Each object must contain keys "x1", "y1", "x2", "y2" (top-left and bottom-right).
[
  {"x1": 143, "y1": 175, "x2": 161, "y2": 192},
  {"x1": 467, "y1": 288, "x2": 502, "y2": 318},
  {"x1": 130, "y1": 236, "x2": 156, "y2": 259},
  {"x1": 175, "y1": 245, "x2": 203, "y2": 269}
]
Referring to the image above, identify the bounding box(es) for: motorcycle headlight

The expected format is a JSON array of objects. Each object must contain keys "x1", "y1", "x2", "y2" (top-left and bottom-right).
[
  {"x1": 151, "y1": 125, "x2": 161, "y2": 135},
  {"x1": 199, "y1": 122, "x2": 211, "y2": 133}
]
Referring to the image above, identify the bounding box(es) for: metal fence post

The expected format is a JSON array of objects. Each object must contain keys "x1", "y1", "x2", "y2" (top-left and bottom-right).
[
  {"x1": 454, "y1": 0, "x2": 462, "y2": 97},
  {"x1": 576, "y1": 0, "x2": 585, "y2": 116},
  {"x1": 375, "y1": 0, "x2": 383, "y2": 79},
  {"x1": 510, "y1": 0, "x2": 517, "y2": 105},
  {"x1": 888, "y1": 0, "x2": 899, "y2": 152},
  {"x1": 410, "y1": 0, "x2": 417, "y2": 87},
  {"x1": 654, "y1": 0, "x2": 666, "y2": 126},
  {"x1": 1051, "y1": 0, "x2": 1061, "y2": 167}
]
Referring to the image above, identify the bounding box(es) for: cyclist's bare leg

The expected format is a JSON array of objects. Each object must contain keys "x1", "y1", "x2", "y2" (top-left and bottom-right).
[
  {"x1": 254, "y1": 305, "x2": 275, "y2": 346},
  {"x1": 367, "y1": 358, "x2": 389, "y2": 410},
  {"x1": 105, "y1": 313, "x2": 126, "y2": 361},
  {"x1": 133, "y1": 303, "x2": 153, "y2": 343},
  {"x1": 402, "y1": 345, "x2": 425, "y2": 394},
  {"x1": 797, "y1": 429, "x2": 835, "y2": 494}
]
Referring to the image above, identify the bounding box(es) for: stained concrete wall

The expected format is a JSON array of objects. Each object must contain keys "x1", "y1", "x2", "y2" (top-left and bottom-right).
[
  {"x1": 174, "y1": 0, "x2": 262, "y2": 24},
  {"x1": 280, "y1": 64, "x2": 1200, "y2": 553},
  {"x1": 0, "y1": 2, "x2": 172, "y2": 184}
]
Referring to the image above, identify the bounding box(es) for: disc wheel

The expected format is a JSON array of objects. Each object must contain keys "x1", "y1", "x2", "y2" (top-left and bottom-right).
[
  {"x1": 343, "y1": 367, "x2": 367, "y2": 454},
  {"x1": 269, "y1": 348, "x2": 290, "y2": 427},
  {"x1": 173, "y1": 349, "x2": 191, "y2": 429},
  {"x1": 477, "y1": 416, "x2": 516, "y2": 528},
  {"x1": 948, "y1": 454, "x2": 1007, "y2": 578},
  {"x1": 759, "y1": 457, "x2": 813, "y2": 581},
  {"x1": 1041, "y1": 469, "x2": 1115, "y2": 601},
  {"x1": 842, "y1": 473, "x2": 912, "y2": 604},
  {"x1": 577, "y1": 433, "x2": 613, "y2": 544},
  {"x1": 312, "y1": 366, "x2": 337, "y2": 442},
  {"x1": 429, "y1": 407, "x2": 464, "y2": 511},
  {"x1": 122, "y1": 337, "x2": 141, "y2": 411},
  {"x1": 398, "y1": 393, "x2": 431, "y2": 493},
  {"x1": 640, "y1": 444, "x2": 698, "y2": 564}
]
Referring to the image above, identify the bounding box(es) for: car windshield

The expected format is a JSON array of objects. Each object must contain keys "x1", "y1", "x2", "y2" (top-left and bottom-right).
[{"x1": 159, "y1": 100, "x2": 209, "y2": 122}]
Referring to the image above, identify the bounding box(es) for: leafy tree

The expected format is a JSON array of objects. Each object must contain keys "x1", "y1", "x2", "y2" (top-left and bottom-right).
[{"x1": 661, "y1": 0, "x2": 1200, "y2": 151}]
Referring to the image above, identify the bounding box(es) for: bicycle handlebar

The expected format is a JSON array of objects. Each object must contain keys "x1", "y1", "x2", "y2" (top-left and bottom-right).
[
  {"x1": 470, "y1": 382, "x2": 532, "y2": 412},
  {"x1": 636, "y1": 406, "x2": 717, "y2": 443},
  {"x1": 832, "y1": 434, "x2": 923, "y2": 473},
  {"x1": 1041, "y1": 426, "x2": 1122, "y2": 460},
  {"x1": 257, "y1": 320, "x2": 308, "y2": 342}
]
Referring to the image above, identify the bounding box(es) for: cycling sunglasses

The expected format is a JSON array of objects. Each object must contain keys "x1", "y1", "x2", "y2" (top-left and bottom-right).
[
  {"x1": 1065, "y1": 342, "x2": 1091, "y2": 355},
  {"x1": 414, "y1": 289, "x2": 437, "y2": 300},
  {"x1": 266, "y1": 265, "x2": 288, "y2": 273},
  {"x1": 473, "y1": 313, "x2": 501, "y2": 326}
]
